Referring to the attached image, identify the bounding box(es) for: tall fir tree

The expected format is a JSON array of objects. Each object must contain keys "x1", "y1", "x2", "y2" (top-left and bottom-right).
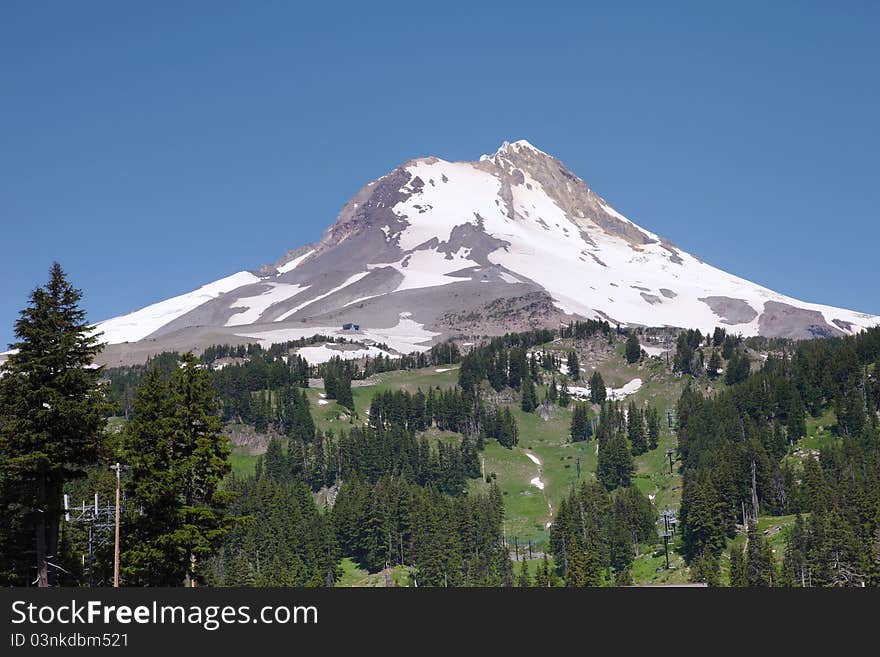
[
  {"x1": 520, "y1": 377, "x2": 537, "y2": 413},
  {"x1": 567, "y1": 351, "x2": 580, "y2": 381},
  {"x1": 120, "y1": 354, "x2": 234, "y2": 586},
  {"x1": 589, "y1": 371, "x2": 607, "y2": 404},
  {"x1": 729, "y1": 544, "x2": 748, "y2": 586},
  {"x1": 625, "y1": 333, "x2": 641, "y2": 364},
  {"x1": 570, "y1": 403, "x2": 592, "y2": 442},
  {"x1": 0, "y1": 263, "x2": 107, "y2": 586}
]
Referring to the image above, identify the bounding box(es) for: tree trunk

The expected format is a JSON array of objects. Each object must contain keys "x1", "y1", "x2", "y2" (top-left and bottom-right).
[
  {"x1": 184, "y1": 553, "x2": 197, "y2": 587},
  {"x1": 47, "y1": 483, "x2": 60, "y2": 587},
  {"x1": 36, "y1": 471, "x2": 48, "y2": 587}
]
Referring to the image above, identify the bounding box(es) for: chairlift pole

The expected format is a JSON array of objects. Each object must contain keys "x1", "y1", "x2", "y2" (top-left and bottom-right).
[
  {"x1": 111, "y1": 462, "x2": 122, "y2": 587},
  {"x1": 88, "y1": 515, "x2": 94, "y2": 588}
]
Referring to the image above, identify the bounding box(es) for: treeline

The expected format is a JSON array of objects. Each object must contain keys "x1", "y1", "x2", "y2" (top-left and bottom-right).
[
  {"x1": 333, "y1": 476, "x2": 513, "y2": 585},
  {"x1": 367, "y1": 387, "x2": 518, "y2": 448},
  {"x1": 257, "y1": 427, "x2": 481, "y2": 497},
  {"x1": 677, "y1": 326, "x2": 880, "y2": 585},
  {"x1": 673, "y1": 326, "x2": 750, "y2": 384},
  {"x1": 457, "y1": 324, "x2": 609, "y2": 398},
  {"x1": 550, "y1": 482, "x2": 656, "y2": 586},
  {"x1": 256, "y1": 383, "x2": 531, "y2": 494},
  {"x1": 104, "y1": 338, "x2": 462, "y2": 421},
  {"x1": 558, "y1": 319, "x2": 613, "y2": 340},
  {"x1": 234, "y1": 382, "x2": 315, "y2": 434}
]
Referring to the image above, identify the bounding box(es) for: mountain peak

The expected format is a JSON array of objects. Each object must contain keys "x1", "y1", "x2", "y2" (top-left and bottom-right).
[
  {"x1": 88, "y1": 140, "x2": 880, "y2": 360},
  {"x1": 480, "y1": 138, "x2": 550, "y2": 162}
]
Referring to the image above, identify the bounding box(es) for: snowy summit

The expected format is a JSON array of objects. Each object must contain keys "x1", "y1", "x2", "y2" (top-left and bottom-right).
[{"x1": 90, "y1": 140, "x2": 880, "y2": 364}]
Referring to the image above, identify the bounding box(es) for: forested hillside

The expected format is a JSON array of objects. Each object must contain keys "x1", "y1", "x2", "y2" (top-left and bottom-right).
[{"x1": 2, "y1": 265, "x2": 878, "y2": 587}]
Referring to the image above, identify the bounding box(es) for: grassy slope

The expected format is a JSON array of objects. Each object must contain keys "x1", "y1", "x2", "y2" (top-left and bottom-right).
[{"x1": 230, "y1": 339, "x2": 702, "y2": 584}]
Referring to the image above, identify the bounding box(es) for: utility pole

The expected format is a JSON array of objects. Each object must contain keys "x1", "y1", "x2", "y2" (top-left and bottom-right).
[{"x1": 111, "y1": 462, "x2": 122, "y2": 588}]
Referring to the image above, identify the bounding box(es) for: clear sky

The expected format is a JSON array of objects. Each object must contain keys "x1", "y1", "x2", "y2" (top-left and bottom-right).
[{"x1": 2, "y1": 1, "x2": 878, "y2": 348}]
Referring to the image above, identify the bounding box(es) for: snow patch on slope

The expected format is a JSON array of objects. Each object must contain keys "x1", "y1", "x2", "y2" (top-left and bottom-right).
[
  {"x1": 235, "y1": 314, "x2": 440, "y2": 353},
  {"x1": 295, "y1": 344, "x2": 392, "y2": 364},
  {"x1": 225, "y1": 283, "x2": 310, "y2": 326},
  {"x1": 275, "y1": 271, "x2": 371, "y2": 321},
  {"x1": 94, "y1": 271, "x2": 261, "y2": 344},
  {"x1": 277, "y1": 249, "x2": 314, "y2": 274},
  {"x1": 369, "y1": 248, "x2": 479, "y2": 293}
]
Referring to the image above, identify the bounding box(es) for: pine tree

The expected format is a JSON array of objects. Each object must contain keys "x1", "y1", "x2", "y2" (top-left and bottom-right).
[
  {"x1": 520, "y1": 378, "x2": 537, "y2": 413},
  {"x1": 646, "y1": 406, "x2": 660, "y2": 450},
  {"x1": 534, "y1": 555, "x2": 549, "y2": 587},
  {"x1": 625, "y1": 333, "x2": 641, "y2": 364},
  {"x1": 589, "y1": 371, "x2": 606, "y2": 404},
  {"x1": 614, "y1": 566, "x2": 634, "y2": 586},
  {"x1": 597, "y1": 432, "x2": 633, "y2": 490},
  {"x1": 689, "y1": 551, "x2": 720, "y2": 586},
  {"x1": 119, "y1": 367, "x2": 184, "y2": 585},
  {"x1": 567, "y1": 351, "x2": 580, "y2": 381},
  {"x1": 681, "y1": 473, "x2": 726, "y2": 562},
  {"x1": 0, "y1": 263, "x2": 107, "y2": 586},
  {"x1": 516, "y1": 560, "x2": 532, "y2": 587},
  {"x1": 746, "y1": 520, "x2": 773, "y2": 586},
  {"x1": 706, "y1": 350, "x2": 722, "y2": 379},
  {"x1": 121, "y1": 353, "x2": 234, "y2": 586},
  {"x1": 627, "y1": 401, "x2": 646, "y2": 455},
  {"x1": 547, "y1": 376, "x2": 558, "y2": 403},
  {"x1": 729, "y1": 544, "x2": 747, "y2": 586},
  {"x1": 570, "y1": 403, "x2": 592, "y2": 442},
  {"x1": 558, "y1": 382, "x2": 571, "y2": 407},
  {"x1": 335, "y1": 373, "x2": 354, "y2": 411},
  {"x1": 263, "y1": 437, "x2": 287, "y2": 482}
]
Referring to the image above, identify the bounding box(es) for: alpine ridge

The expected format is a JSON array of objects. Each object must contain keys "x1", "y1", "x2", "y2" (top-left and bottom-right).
[{"x1": 91, "y1": 140, "x2": 879, "y2": 365}]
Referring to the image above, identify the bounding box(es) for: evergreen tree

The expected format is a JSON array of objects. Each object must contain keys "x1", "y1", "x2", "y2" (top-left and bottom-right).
[
  {"x1": 746, "y1": 520, "x2": 774, "y2": 586},
  {"x1": 625, "y1": 333, "x2": 641, "y2": 364},
  {"x1": 558, "y1": 382, "x2": 571, "y2": 407},
  {"x1": 520, "y1": 378, "x2": 537, "y2": 413},
  {"x1": 729, "y1": 545, "x2": 747, "y2": 586},
  {"x1": 335, "y1": 373, "x2": 354, "y2": 411},
  {"x1": 121, "y1": 354, "x2": 234, "y2": 586},
  {"x1": 263, "y1": 437, "x2": 287, "y2": 482},
  {"x1": 680, "y1": 473, "x2": 726, "y2": 562},
  {"x1": 0, "y1": 263, "x2": 107, "y2": 586},
  {"x1": 516, "y1": 560, "x2": 532, "y2": 587},
  {"x1": 627, "y1": 402, "x2": 646, "y2": 455},
  {"x1": 724, "y1": 351, "x2": 750, "y2": 385},
  {"x1": 567, "y1": 351, "x2": 580, "y2": 381},
  {"x1": 646, "y1": 406, "x2": 660, "y2": 451},
  {"x1": 546, "y1": 376, "x2": 558, "y2": 404},
  {"x1": 570, "y1": 403, "x2": 592, "y2": 442},
  {"x1": 589, "y1": 371, "x2": 607, "y2": 404},
  {"x1": 119, "y1": 367, "x2": 182, "y2": 585},
  {"x1": 707, "y1": 350, "x2": 722, "y2": 379},
  {"x1": 689, "y1": 551, "x2": 720, "y2": 586},
  {"x1": 597, "y1": 432, "x2": 633, "y2": 490}
]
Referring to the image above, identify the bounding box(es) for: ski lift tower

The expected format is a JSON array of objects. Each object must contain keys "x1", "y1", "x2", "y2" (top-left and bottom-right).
[{"x1": 658, "y1": 509, "x2": 678, "y2": 569}]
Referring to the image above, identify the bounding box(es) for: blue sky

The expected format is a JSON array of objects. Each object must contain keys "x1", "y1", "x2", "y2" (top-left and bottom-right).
[{"x1": 2, "y1": 1, "x2": 878, "y2": 348}]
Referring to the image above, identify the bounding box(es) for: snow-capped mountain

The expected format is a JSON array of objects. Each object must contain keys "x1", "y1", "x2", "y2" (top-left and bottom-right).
[{"x1": 94, "y1": 140, "x2": 879, "y2": 364}]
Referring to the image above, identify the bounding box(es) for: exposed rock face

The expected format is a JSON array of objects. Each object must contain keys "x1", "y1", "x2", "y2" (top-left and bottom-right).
[
  {"x1": 90, "y1": 139, "x2": 879, "y2": 363},
  {"x1": 699, "y1": 296, "x2": 759, "y2": 325},
  {"x1": 758, "y1": 301, "x2": 845, "y2": 339}
]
